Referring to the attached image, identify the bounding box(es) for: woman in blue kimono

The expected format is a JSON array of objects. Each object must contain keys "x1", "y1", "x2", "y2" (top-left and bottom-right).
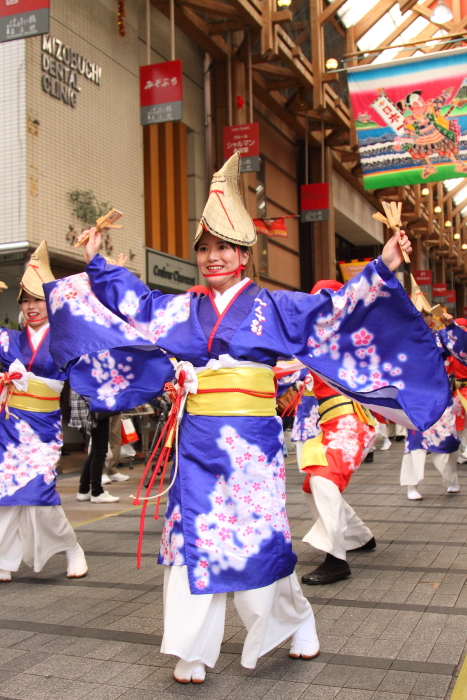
[
  {"x1": 45, "y1": 154, "x2": 450, "y2": 684},
  {"x1": 401, "y1": 308, "x2": 467, "y2": 500},
  {"x1": 0, "y1": 242, "x2": 88, "y2": 582}
]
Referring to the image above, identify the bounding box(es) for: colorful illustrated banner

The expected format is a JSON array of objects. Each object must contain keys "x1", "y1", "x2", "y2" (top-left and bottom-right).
[
  {"x1": 223, "y1": 123, "x2": 260, "y2": 172},
  {"x1": 140, "y1": 59, "x2": 182, "y2": 125},
  {"x1": 347, "y1": 47, "x2": 467, "y2": 190},
  {"x1": 0, "y1": 0, "x2": 49, "y2": 42}
]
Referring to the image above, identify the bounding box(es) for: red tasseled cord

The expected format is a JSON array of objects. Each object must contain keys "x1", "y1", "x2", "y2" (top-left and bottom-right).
[{"x1": 134, "y1": 371, "x2": 186, "y2": 569}]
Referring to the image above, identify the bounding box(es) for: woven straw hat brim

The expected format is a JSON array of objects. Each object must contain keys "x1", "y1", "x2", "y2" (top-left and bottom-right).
[
  {"x1": 194, "y1": 153, "x2": 256, "y2": 247},
  {"x1": 0, "y1": 282, "x2": 7, "y2": 291},
  {"x1": 18, "y1": 241, "x2": 55, "y2": 302},
  {"x1": 410, "y1": 275, "x2": 433, "y2": 315}
]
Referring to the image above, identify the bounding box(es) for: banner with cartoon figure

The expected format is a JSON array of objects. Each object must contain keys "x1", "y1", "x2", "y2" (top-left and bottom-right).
[{"x1": 348, "y1": 47, "x2": 467, "y2": 190}]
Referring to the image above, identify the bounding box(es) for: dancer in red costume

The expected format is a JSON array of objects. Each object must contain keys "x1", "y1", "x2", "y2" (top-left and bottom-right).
[{"x1": 300, "y1": 280, "x2": 376, "y2": 585}]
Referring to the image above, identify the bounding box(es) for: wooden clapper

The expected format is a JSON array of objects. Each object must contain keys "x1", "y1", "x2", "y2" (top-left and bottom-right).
[
  {"x1": 372, "y1": 201, "x2": 410, "y2": 264},
  {"x1": 74, "y1": 209, "x2": 123, "y2": 248}
]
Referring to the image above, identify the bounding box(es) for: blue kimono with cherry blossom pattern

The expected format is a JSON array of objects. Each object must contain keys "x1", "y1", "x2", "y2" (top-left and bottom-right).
[
  {"x1": 405, "y1": 324, "x2": 467, "y2": 455},
  {"x1": 44, "y1": 254, "x2": 450, "y2": 594},
  {"x1": 0, "y1": 327, "x2": 65, "y2": 507}
]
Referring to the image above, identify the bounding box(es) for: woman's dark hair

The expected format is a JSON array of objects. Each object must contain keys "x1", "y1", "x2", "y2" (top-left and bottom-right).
[{"x1": 194, "y1": 239, "x2": 249, "y2": 254}]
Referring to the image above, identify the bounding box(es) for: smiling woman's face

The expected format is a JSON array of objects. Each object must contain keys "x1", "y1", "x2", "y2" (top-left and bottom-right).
[
  {"x1": 196, "y1": 232, "x2": 249, "y2": 291},
  {"x1": 20, "y1": 292, "x2": 48, "y2": 330}
]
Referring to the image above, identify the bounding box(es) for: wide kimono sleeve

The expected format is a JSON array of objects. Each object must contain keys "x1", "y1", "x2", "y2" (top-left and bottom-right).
[
  {"x1": 267, "y1": 257, "x2": 450, "y2": 431},
  {"x1": 0, "y1": 328, "x2": 22, "y2": 369},
  {"x1": 44, "y1": 257, "x2": 176, "y2": 411},
  {"x1": 434, "y1": 323, "x2": 467, "y2": 363}
]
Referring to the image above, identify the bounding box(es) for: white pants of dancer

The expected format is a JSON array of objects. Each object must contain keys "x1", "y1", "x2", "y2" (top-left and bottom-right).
[
  {"x1": 302, "y1": 476, "x2": 373, "y2": 561},
  {"x1": 296, "y1": 441, "x2": 304, "y2": 471},
  {"x1": 400, "y1": 449, "x2": 459, "y2": 488},
  {"x1": 457, "y1": 428, "x2": 467, "y2": 455},
  {"x1": 388, "y1": 423, "x2": 407, "y2": 438},
  {"x1": 161, "y1": 565, "x2": 313, "y2": 669},
  {"x1": 0, "y1": 506, "x2": 77, "y2": 572}
]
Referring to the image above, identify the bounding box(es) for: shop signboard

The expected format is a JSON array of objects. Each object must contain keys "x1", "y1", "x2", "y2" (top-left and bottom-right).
[
  {"x1": 414, "y1": 270, "x2": 432, "y2": 285},
  {"x1": 414, "y1": 270, "x2": 432, "y2": 295},
  {"x1": 339, "y1": 259, "x2": 372, "y2": 283},
  {"x1": 146, "y1": 248, "x2": 197, "y2": 293},
  {"x1": 223, "y1": 123, "x2": 260, "y2": 172},
  {"x1": 432, "y1": 282, "x2": 447, "y2": 305},
  {"x1": 445, "y1": 289, "x2": 456, "y2": 311},
  {"x1": 347, "y1": 47, "x2": 467, "y2": 189},
  {"x1": 140, "y1": 59, "x2": 183, "y2": 126},
  {"x1": 301, "y1": 183, "x2": 329, "y2": 222},
  {"x1": 0, "y1": 0, "x2": 49, "y2": 42}
]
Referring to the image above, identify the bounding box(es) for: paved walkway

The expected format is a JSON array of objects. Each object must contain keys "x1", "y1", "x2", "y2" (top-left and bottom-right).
[{"x1": 0, "y1": 439, "x2": 466, "y2": 700}]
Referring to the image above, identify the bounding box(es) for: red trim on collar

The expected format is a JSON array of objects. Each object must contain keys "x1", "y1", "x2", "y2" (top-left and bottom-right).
[
  {"x1": 26, "y1": 325, "x2": 49, "y2": 372},
  {"x1": 207, "y1": 280, "x2": 252, "y2": 353}
]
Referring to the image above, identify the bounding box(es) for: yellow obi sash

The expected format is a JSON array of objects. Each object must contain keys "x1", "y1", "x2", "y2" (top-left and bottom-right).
[
  {"x1": 300, "y1": 395, "x2": 376, "y2": 470},
  {"x1": 8, "y1": 378, "x2": 60, "y2": 413},
  {"x1": 186, "y1": 367, "x2": 277, "y2": 417},
  {"x1": 303, "y1": 388, "x2": 316, "y2": 397},
  {"x1": 318, "y1": 395, "x2": 376, "y2": 427}
]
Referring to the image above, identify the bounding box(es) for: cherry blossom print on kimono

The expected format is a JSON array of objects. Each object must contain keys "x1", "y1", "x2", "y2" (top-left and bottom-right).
[
  {"x1": 159, "y1": 414, "x2": 296, "y2": 594},
  {"x1": 292, "y1": 395, "x2": 320, "y2": 442},
  {"x1": 44, "y1": 255, "x2": 451, "y2": 594},
  {"x1": 406, "y1": 404, "x2": 459, "y2": 454},
  {"x1": 405, "y1": 324, "x2": 467, "y2": 455},
  {"x1": 0, "y1": 327, "x2": 64, "y2": 506},
  {"x1": 45, "y1": 254, "x2": 450, "y2": 431},
  {"x1": 302, "y1": 413, "x2": 375, "y2": 493}
]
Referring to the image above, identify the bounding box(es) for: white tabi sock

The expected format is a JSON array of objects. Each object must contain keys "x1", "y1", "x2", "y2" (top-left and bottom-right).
[
  {"x1": 289, "y1": 614, "x2": 320, "y2": 659},
  {"x1": 173, "y1": 659, "x2": 206, "y2": 683}
]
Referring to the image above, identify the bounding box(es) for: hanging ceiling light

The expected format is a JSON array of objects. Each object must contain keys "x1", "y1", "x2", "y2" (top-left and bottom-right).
[
  {"x1": 277, "y1": 0, "x2": 292, "y2": 6},
  {"x1": 421, "y1": 187, "x2": 429, "y2": 196},
  {"x1": 430, "y1": 0, "x2": 453, "y2": 24},
  {"x1": 434, "y1": 205, "x2": 442, "y2": 214},
  {"x1": 454, "y1": 233, "x2": 461, "y2": 239},
  {"x1": 325, "y1": 57, "x2": 339, "y2": 71},
  {"x1": 445, "y1": 220, "x2": 452, "y2": 227}
]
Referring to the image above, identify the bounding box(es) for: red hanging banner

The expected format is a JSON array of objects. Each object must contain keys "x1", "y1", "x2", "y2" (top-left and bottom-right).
[
  {"x1": 0, "y1": 0, "x2": 49, "y2": 42},
  {"x1": 223, "y1": 123, "x2": 260, "y2": 172},
  {"x1": 140, "y1": 60, "x2": 183, "y2": 126}
]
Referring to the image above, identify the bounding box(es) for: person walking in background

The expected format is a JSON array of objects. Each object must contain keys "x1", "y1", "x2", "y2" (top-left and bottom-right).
[
  {"x1": 101, "y1": 413, "x2": 129, "y2": 485},
  {"x1": 70, "y1": 392, "x2": 120, "y2": 504}
]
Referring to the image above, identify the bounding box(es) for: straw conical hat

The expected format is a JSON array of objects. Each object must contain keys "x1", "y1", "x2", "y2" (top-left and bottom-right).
[
  {"x1": 18, "y1": 240, "x2": 55, "y2": 301},
  {"x1": 410, "y1": 274, "x2": 434, "y2": 314},
  {"x1": 194, "y1": 152, "x2": 257, "y2": 247},
  {"x1": 0, "y1": 281, "x2": 7, "y2": 292}
]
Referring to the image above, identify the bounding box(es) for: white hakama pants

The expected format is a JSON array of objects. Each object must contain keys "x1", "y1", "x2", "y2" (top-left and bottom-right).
[
  {"x1": 0, "y1": 506, "x2": 77, "y2": 572},
  {"x1": 161, "y1": 565, "x2": 313, "y2": 669},
  {"x1": 400, "y1": 449, "x2": 459, "y2": 488},
  {"x1": 302, "y1": 476, "x2": 373, "y2": 561}
]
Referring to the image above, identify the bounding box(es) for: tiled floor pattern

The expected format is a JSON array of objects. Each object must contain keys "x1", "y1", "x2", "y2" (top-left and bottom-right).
[{"x1": 0, "y1": 440, "x2": 466, "y2": 700}]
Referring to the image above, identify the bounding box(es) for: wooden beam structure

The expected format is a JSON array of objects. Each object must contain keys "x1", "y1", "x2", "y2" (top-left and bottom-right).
[{"x1": 148, "y1": 0, "x2": 467, "y2": 292}]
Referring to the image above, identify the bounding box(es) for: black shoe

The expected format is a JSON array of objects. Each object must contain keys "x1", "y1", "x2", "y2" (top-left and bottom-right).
[
  {"x1": 301, "y1": 554, "x2": 351, "y2": 585},
  {"x1": 395, "y1": 436, "x2": 405, "y2": 442},
  {"x1": 350, "y1": 536, "x2": 376, "y2": 552},
  {"x1": 363, "y1": 452, "x2": 374, "y2": 463}
]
